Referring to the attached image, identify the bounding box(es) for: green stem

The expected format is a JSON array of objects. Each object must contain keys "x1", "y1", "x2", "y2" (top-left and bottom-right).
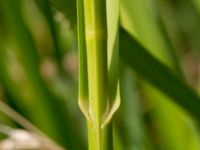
[
  {"x1": 87, "y1": 122, "x2": 113, "y2": 150},
  {"x1": 77, "y1": 0, "x2": 114, "y2": 148},
  {"x1": 84, "y1": 0, "x2": 107, "y2": 117},
  {"x1": 83, "y1": 0, "x2": 112, "y2": 149}
]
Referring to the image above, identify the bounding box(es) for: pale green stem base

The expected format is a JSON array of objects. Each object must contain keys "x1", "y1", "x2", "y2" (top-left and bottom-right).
[{"x1": 88, "y1": 122, "x2": 113, "y2": 150}]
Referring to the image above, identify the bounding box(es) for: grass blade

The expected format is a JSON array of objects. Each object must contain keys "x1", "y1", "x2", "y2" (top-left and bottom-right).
[
  {"x1": 120, "y1": 28, "x2": 200, "y2": 121},
  {"x1": 0, "y1": 1, "x2": 85, "y2": 149}
]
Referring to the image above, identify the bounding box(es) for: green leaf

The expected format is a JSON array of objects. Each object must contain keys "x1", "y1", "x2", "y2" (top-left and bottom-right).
[
  {"x1": 119, "y1": 1, "x2": 198, "y2": 149},
  {"x1": 0, "y1": 1, "x2": 85, "y2": 149},
  {"x1": 120, "y1": 0, "x2": 184, "y2": 74},
  {"x1": 107, "y1": 0, "x2": 119, "y2": 102},
  {"x1": 35, "y1": 0, "x2": 64, "y2": 70},
  {"x1": 119, "y1": 65, "x2": 147, "y2": 150},
  {"x1": 119, "y1": 28, "x2": 200, "y2": 121},
  {"x1": 77, "y1": 0, "x2": 89, "y2": 120},
  {"x1": 103, "y1": 0, "x2": 120, "y2": 128},
  {"x1": 120, "y1": 0, "x2": 173, "y2": 67}
]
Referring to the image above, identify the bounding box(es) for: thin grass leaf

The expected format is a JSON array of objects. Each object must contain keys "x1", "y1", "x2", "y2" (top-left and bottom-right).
[
  {"x1": 77, "y1": 0, "x2": 89, "y2": 119},
  {"x1": 107, "y1": 0, "x2": 119, "y2": 102},
  {"x1": 119, "y1": 1, "x2": 200, "y2": 149},
  {"x1": 120, "y1": 0, "x2": 177, "y2": 68},
  {"x1": 119, "y1": 65, "x2": 147, "y2": 150},
  {"x1": 0, "y1": 1, "x2": 85, "y2": 149},
  {"x1": 35, "y1": 0, "x2": 64, "y2": 72},
  {"x1": 119, "y1": 28, "x2": 200, "y2": 121}
]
